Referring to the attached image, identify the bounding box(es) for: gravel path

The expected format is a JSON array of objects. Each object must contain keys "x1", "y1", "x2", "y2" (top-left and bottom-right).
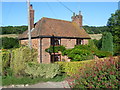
[
  {"x1": 24, "y1": 81, "x2": 70, "y2": 88},
  {"x1": 2, "y1": 81, "x2": 70, "y2": 88}
]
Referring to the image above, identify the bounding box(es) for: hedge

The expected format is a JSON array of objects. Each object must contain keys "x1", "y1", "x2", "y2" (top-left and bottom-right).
[
  {"x1": 56, "y1": 60, "x2": 94, "y2": 76},
  {"x1": 68, "y1": 56, "x2": 119, "y2": 88},
  {"x1": 56, "y1": 56, "x2": 119, "y2": 76}
]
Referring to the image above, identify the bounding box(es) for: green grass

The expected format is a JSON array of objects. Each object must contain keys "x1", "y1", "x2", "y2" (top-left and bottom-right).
[
  {"x1": 2, "y1": 74, "x2": 67, "y2": 86},
  {"x1": 0, "y1": 76, "x2": 2, "y2": 86}
]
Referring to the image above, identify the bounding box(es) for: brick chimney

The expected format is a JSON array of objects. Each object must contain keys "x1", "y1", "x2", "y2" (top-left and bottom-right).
[
  {"x1": 30, "y1": 4, "x2": 34, "y2": 30},
  {"x1": 71, "y1": 11, "x2": 82, "y2": 27}
]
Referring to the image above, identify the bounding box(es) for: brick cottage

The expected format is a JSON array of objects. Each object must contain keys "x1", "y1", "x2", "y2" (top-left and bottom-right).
[{"x1": 18, "y1": 4, "x2": 91, "y2": 63}]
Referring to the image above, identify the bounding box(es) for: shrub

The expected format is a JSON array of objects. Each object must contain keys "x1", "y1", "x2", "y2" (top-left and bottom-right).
[
  {"x1": 101, "y1": 32, "x2": 113, "y2": 54},
  {"x1": 45, "y1": 45, "x2": 66, "y2": 53},
  {"x1": 56, "y1": 60, "x2": 94, "y2": 76},
  {"x1": 94, "y1": 50, "x2": 112, "y2": 58},
  {"x1": 10, "y1": 46, "x2": 38, "y2": 76},
  {"x1": 93, "y1": 39, "x2": 102, "y2": 50},
  {"x1": 1, "y1": 51, "x2": 11, "y2": 76},
  {"x1": 25, "y1": 63, "x2": 61, "y2": 79},
  {"x1": 62, "y1": 45, "x2": 95, "y2": 61},
  {"x1": 67, "y1": 56, "x2": 119, "y2": 88},
  {"x1": 67, "y1": 49, "x2": 93, "y2": 61},
  {"x1": 1, "y1": 46, "x2": 38, "y2": 77}
]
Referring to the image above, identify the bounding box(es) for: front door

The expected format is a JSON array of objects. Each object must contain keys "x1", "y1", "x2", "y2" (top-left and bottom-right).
[{"x1": 51, "y1": 54, "x2": 61, "y2": 63}]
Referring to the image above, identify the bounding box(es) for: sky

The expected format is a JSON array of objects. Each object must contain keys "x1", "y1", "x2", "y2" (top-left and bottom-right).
[{"x1": 1, "y1": 1, "x2": 119, "y2": 26}]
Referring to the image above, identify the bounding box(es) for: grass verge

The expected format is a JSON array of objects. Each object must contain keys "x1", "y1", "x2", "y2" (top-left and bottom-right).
[{"x1": 2, "y1": 74, "x2": 66, "y2": 86}]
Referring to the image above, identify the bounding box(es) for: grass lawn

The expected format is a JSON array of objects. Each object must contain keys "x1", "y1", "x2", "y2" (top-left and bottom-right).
[
  {"x1": 0, "y1": 76, "x2": 2, "y2": 86},
  {"x1": 2, "y1": 74, "x2": 66, "y2": 86}
]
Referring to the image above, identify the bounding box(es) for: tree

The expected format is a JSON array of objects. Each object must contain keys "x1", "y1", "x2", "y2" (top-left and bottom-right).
[
  {"x1": 0, "y1": 37, "x2": 19, "y2": 49},
  {"x1": 107, "y1": 10, "x2": 120, "y2": 55},
  {"x1": 101, "y1": 32, "x2": 113, "y2": 54}
]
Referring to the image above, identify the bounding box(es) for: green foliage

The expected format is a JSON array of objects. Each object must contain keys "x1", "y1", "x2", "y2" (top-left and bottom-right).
[
  {"x1": 63, "y1": 45, "x2": 96, "y2": 61},
  {"x1": 1, "y1": 51, "x2": 11, "y2": 76},
  {"x1": 107, "y1": 10, "x2": 120, "y2": 55},
  {"x1": 1, "y1": 46, "x2": 38, "y2": 76},
  {"x1": 25, "y1": 63, "x2": 61, "y2": 79},
  {"x1": 10, "y1": 47, "x2": 38, "y2": 76},
  {"x1": 0, "y1": 37, "x2": 19, "y2": 49},
  {"x1": 93, "y1": 39, "x2": 102, "y2": 50},
  {"x1": 45, "y1": 45, "x2": 66, "y2": 53},
  {"x1": 56, "y1": 60, "x2": 93, "y2": 76},
  {"x1": 83, "y1": 25, "x2": 109, "y2": 34},
  {"x1": 68, "y1": 57, "x2": 119, "y2": 88},
  {"x1": 65, "y1": 48, "x2": 93, "y2": 61},
  {"x1": 1, "y1": 26, "x2": 27, "y2": 35},
  {"x1": 94, "y1": 50, "x2": 112, "y2": 58},
  {"x1": 62, "y1": 43, "x2": 112, "y2": 61},
  {"x1": 101, "y1": 32, "x2": 113, "y2": 54}
]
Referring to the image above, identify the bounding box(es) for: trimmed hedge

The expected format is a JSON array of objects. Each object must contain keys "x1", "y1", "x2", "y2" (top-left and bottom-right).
[
  {"x1": 56, "y1": 56, "x2": 119, "y2": 76},
  {"x1": 56, "y1": 60, "x2": 94, "y2": 76}
]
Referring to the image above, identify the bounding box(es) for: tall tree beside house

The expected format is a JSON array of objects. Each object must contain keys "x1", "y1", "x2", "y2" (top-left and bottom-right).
[
  {"x1": 107, "y1": 10, "x2": 120, "y2": 55},
  {"x1": 101, "y1": 32, "x2": 113, "y2": 54}
]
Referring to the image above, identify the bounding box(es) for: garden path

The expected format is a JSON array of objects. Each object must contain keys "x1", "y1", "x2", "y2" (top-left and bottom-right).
[{"x1": 24, "y1": 81, "x2": 70, "y2": 88}]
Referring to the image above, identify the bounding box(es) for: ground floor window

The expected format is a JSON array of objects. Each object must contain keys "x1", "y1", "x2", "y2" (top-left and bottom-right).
[
  {"x1": 51, "y1": 54, "x2": 61, "y2": 63},
  {"x1": 76, "y1": 39, "x2": 82, "y2": 45},
  {"x1": 51, "y1": 38, "x2": 61, "y2": 46}
]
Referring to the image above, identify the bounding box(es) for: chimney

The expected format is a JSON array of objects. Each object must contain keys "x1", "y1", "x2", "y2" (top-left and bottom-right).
[
  {"x1": 71, "y1": 11, "x2": 82, "y2": 27},
  {"x1": 30, "y1": 4, "x2": 34, "y2": 30}
]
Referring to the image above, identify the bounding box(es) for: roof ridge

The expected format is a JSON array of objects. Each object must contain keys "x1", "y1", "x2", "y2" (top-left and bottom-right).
[{"x1": 42, "y1": 17, "x2": 72, "y2": 23}]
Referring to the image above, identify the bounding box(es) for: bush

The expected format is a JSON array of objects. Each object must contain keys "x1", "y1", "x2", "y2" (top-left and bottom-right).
[
  {"x1": 93, "y1": 39, "x2": 102, "y2": 50},
  {"x1": 94, "y1": 50, "x2": 112, "y2": 58},
  {"x1": 1, "y1": 46, "x2": 38, "y2": 77},
  {"x1": 62, "y1": 45, "x2": 95, "y2": 61},
  {"x1": 56, "y1": 60, "x2": 94, "y2": 76},
  {"x1": 10, "y1": 46, "x2": 38, "y2": 76},
  {"x1": 45, "y1": 45, "x2": 66, "y2": 53},
  {"x1": 1, "y1": 51, "x2": 11, "y2": 76},
  {"x1": 0, "y1": 37, "x2": 19, "y2": 49},
  {"x1": 25, "y1": 63, "x2": 61, "y2": 79},
  {"x1": 101, "y1": 32, "x2": 113, "y2": 54},
  {"x1": 67, "y1": 49, "x2": 93, "y2": 61},
  {"x1": 67, "y1": 57, "x2": 119, "y2": 88}
]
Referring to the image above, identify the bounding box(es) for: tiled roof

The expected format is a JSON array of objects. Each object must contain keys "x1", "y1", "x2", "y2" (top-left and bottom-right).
[{"x1": 18, "y1": 17, "x2": 90, "y2": 39}]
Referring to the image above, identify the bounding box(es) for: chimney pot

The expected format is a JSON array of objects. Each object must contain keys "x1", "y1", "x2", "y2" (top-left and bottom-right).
[
  {"x1": 30, "y1": 4, "x2": 33, "y2": 10},
  {"x1": 71, "y1": 11, "x2": 82, "y2": 27}
]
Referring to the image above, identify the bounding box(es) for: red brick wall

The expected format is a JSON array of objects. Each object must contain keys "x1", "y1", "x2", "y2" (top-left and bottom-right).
[
  {"x1": 41, "y1": 38, "x2": 51, "y2": 63},
  {"x1": 82, "y1": 39, "x2": 88, "y2": 45},
  {"x1": 61, "y1": 39, "x2": 76, "y2": 49},
  {"x1": 20, "y1": 39, "x2": 39, "y2": 49},
  {"x1": 20, "y1": 38, "x2": 51, "y2": 64},
  {"x1": 20, "y1": 38, "x2": 89, "y2": 63}
]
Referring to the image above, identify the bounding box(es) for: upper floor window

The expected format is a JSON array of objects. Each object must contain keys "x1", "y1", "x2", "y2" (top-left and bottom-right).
[
  {"x1": 76, "y1": 39, "x2": 82, "y2": 45},
  {"x1": 51, "y1": 38, "x2": 61, "y2": 46}
]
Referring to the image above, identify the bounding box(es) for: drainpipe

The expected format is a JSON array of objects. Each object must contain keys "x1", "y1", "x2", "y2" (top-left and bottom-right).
[{"x1": 52, "y1": 35, "x2": 55, "y2": 62}]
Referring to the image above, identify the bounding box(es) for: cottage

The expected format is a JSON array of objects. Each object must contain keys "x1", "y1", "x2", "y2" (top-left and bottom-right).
[{"x1": 18, "y1": 4, "x2": 91, "y2": 63}]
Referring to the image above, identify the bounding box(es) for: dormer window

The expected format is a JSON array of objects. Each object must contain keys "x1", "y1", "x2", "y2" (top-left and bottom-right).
[{"x1": 51, "y1": 38, "x2": 61, "y2": 46}]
